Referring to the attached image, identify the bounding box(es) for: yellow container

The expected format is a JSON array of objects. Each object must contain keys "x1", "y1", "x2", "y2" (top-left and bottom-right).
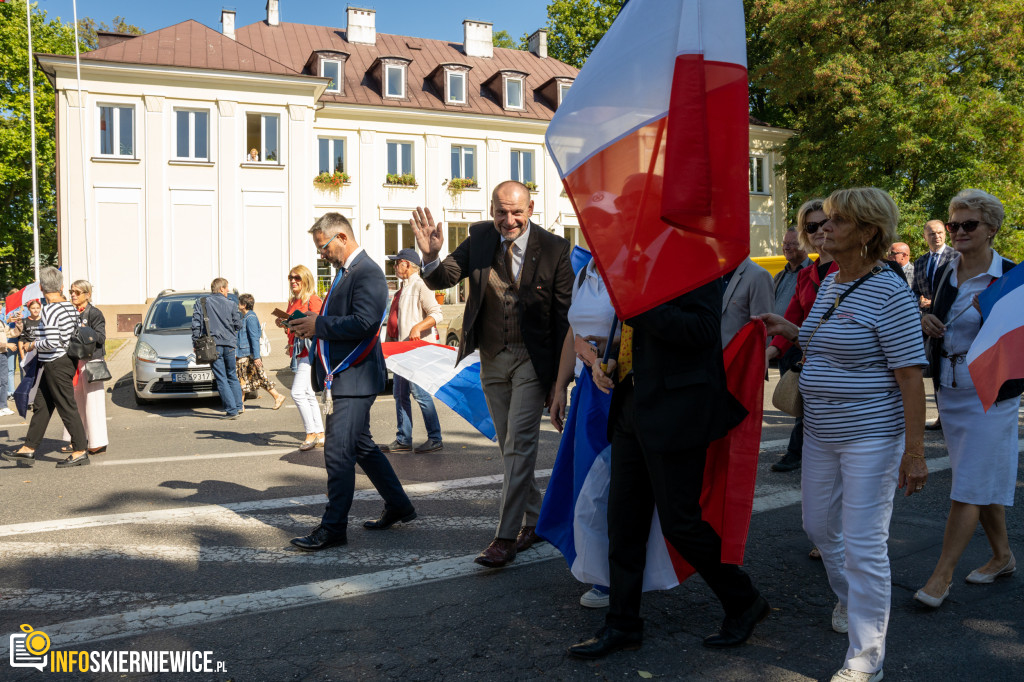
[{"x1": 752, "y1": 254, "x2": 819, "y2": 277}]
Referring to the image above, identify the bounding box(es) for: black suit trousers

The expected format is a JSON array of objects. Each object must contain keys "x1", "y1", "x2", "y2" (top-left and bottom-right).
[
  {"x1": 606, "y1": 381, "x2": 758, "y2": 633},
  {"x1": 25, "y1": 354, "x2": 87, "y2": 451}
]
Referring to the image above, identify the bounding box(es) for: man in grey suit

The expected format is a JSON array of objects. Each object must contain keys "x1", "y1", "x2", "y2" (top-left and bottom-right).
[
  {"x1": 412, "y1": 181, "x2": 573, "y2": 568},
  {"x1": 720, "y1": 257, "x2": 774, "y2": 347}
]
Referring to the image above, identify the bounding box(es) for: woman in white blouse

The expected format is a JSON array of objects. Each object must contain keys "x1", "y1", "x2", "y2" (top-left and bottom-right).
[{"x1": 915, "y1": 189, "x2": 1020, "y2": 606}]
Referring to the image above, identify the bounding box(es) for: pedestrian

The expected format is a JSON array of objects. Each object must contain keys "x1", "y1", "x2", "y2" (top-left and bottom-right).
[
  {"x1": 288, "y1": 212, "x2": 416, "y2": 552},
  {"x1": 380, "y1": 247, "x2": 444, "y2": 454},
  {"x1": 277, "y1": 265, "x2": 324, "y2": 451},
  {"x1": 190, "y1": 278, "x2": 243, "y2": 419},
  {"x1": 771, "y1": 226, "x2": 811, "y2": 318},
  {"x1": 0, "y1": 301, "x2": 9, "y2": 417},
  {"x1": 568, "y1": 281, "x2": 768, "y2": 660},
  {"x1": 912, "y1": 219, "x2": 955, "y2": 312},
  {"x1": 235, "y1": 293, "x2": 286, "y2": 413},
  {"x1": 886, "y1": 242, "x2": 914, "y2": 283},
  {"x1": 2, "y1": 267, "x2": 90, "y2": 468},
  {"x1": 915, "y1": 189, "x2": 1021, "y2": 607},
  {"x1": 17, "y1": 299, "x2": 42, "y2": 361},
  {"x1": 57, "y1": 280, "x2": 109, "y2": 454},
  {"x1": 760, "y1": 187, "x2": 928, "y2": 682},
  {"x1": 720, "y1": 257, "x2": 774, "y2": 347},
  {"x1": 412, "y1": 180, "x2": 574, "y2": 568},
  {"x1": 5, "y1": 288, "x2": 22, "y2": 396}
]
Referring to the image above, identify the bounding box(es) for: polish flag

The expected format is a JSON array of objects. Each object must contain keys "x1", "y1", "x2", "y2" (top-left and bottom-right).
[
  {"x1": 967, "y1": 264, "x2": 1024, "y2": 411},
  {"x1": 5, "y1": 281, "x2": 43, "y2": 312},
  {"x1": 546, "y1": 0, "x2": 749, "y2": 319}
]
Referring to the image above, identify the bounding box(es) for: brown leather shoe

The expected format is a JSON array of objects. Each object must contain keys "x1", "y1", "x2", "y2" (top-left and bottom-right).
[
  {"x1": 515, "y1": 525, "x2": 544, "y2": 552},
  {"x1": 473, "y1": 538, "x2": 516, "y2": 568}
]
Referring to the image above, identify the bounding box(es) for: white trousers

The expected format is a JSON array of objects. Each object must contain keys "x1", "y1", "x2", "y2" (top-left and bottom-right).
[
  {"x1": 61, "y1": 360, "x2": 109, "y2": 449},
  {"x1": 291, "y1": 357, "x2": 323, "y2": 434},
  {"x1": 802, "y1": 432, "x2": 902, "y2": 674}
]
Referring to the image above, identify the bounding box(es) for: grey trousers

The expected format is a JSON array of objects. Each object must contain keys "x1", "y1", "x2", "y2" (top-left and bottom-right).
[{"x1": 479, "y1": 349, "x2": 546, "y2": 540}]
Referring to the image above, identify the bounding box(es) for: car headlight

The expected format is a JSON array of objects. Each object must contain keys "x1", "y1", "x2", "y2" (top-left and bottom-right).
[{"x1": 136, "y1": 340, "x2": 158, "y2": 363}]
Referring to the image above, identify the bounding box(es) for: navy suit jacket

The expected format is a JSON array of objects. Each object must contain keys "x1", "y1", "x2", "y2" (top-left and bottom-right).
[{"x1": 310, "y1": 250, "x2": 388, "y2": 397}]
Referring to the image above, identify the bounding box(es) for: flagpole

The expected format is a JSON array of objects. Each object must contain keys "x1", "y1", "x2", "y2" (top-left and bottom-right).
[
  {"x1": 26, "y1": 0, "x2": 41, "y2": 281},
  {"x1": 71, "y1": 0, "x2": 91, "y2": 282}
]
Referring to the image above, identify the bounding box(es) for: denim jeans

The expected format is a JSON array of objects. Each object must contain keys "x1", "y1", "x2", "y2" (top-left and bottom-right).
[
  {"x1": 211, "y1": 345, "x2": 243, "y2": 415},
  {"x1": 5, "y1": 350, "x2": 16, "y2": 398},
  {"x1": 393, "y1": 374, "x2": 441, "y2": 445},
  {"x1": 0, "y1": 351, "x2": 8, "y2": 404}
]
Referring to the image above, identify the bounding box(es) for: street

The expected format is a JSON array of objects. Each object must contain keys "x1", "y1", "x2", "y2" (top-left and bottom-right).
[{"x1": 1, "y1": 340, "x2": 1021, "y2": 682}]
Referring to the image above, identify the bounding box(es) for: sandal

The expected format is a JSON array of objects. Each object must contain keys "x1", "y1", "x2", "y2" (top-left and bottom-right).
[
  {"x1": 59, "y1": 443, "x2": 75, "y2": 454},
  {"x1": 809, "y1": 547, "x2": 822, "y2": 560},
  {"x1": 273, "y1": 395, "x2": 286, "y2": 410},
  {"x1": 298, "y1": 437, "x2": 317, "y2": 452}
]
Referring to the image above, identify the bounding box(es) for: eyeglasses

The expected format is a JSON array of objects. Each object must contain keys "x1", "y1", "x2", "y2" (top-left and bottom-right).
[
  {"x1": 945, "y1": 220, "x2": 983, "y2": 234},
  {"x1": 287, "y1": 275, "x2": 302, "y2": 281},
  {"x1": 70, "y1": 289, "x2": 84, "y2": 296},
  {"x1": 887, "y1": 250, "x2": 908, "y2": 257},
  {"x1": 316, "y1": 233, "x2": 338, "y2": 255},
  {"x1": 804, "y1": 219, "x2": 828, "y2": 234}
]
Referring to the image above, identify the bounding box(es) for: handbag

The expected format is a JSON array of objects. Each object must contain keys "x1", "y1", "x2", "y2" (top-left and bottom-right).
[
  {"x1": 771, "y1": 266, "x2": 881, "y2": 418},
  {"x1": 259, "y1": 321, "x2": 271, "y2": 357},
  {"x1": 83, "y1": 359, "x2": 112, "y2": 383},
  {"x1": 193, "y1": 297, "x2": 219, "y2": 365},
  {"x1": 67, "y1": 325, "x2": 99, "y2": 361}
]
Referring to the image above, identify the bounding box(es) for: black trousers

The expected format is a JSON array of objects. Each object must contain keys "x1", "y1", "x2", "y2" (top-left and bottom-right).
[
  {"x1": 606, "y1": 381, "x2": 758, "y2": 633},
  {"x1": 25, "y1": 354, "x2": 88, "y2": 451},
  {"x1": 778, "y1": 345, "x2": 804, "y2": 458}
]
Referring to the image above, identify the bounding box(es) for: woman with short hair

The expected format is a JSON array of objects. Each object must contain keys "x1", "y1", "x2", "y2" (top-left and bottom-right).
[
  {"x1": 277, "y1": 265, "x2": 324, "y2": 451},
  {"x1": 3, "y1": 267, "x2": 90, "y2": 468},
  {"x1": 915, "y1": 189, "x2": 1020, "y2": 607},
  {"x1": 761, "y1": 187, "x2": 928, "y2": 682},
  {"x1": 57, "y1": 280, "x2": 109, "y2": 454},
  {"x1": 236, "y1": 293, "x2": 285, "y2": 412}
]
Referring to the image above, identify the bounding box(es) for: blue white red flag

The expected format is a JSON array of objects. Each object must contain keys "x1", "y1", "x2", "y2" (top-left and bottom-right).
[
  {"x1": 5, "y1": 281, "x2": 42, "y2": 313},
  {"x1": 381, "y1": 340, "x2": 496, "y2": 441},
  {"x1": 546, "y1": 0, "x2": 749, "y2": 319},
  {"x1": 13, "y1": 350, "x2": 41, "y2": 418},
  {"x1": 967, "y1": 264, "x2": 1024, "y2": 411}
]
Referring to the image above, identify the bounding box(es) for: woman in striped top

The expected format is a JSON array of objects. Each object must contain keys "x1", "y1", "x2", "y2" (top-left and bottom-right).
[
  {"x1": 2, "y1": 267, "x2": 89, "y2": 468},
  {"x1": 761, "y1": 188, "x2": 928, "y2": 682}
]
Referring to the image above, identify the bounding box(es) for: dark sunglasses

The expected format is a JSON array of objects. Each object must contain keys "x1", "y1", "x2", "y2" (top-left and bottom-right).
[
  {"x1": 287, "y1": 275, "x2": 302, "y2": 281},
  {"x1": 945, "y1": 220, "x2": 983, "y2": 234},
  {"x1": 804, "y1": 219, "x2": 828, "y2": 234}
]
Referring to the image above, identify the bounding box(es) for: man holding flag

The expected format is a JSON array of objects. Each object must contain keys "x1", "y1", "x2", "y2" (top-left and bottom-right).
[{"x1": 287, "y1": 213, "x2": 416, "y2": 552}]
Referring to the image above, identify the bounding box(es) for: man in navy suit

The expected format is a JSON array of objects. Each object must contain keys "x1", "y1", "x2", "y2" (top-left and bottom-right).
[{"x1": 288, "y1": 213, "x2": 416, "y2": 551}]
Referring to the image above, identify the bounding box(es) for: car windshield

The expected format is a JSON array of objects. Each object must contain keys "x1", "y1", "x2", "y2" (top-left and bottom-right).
[{"x1": 144, "y1": 296, "x2": 200, "y2": 332}]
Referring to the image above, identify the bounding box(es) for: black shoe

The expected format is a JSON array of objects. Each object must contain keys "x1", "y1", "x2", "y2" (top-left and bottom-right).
[
  {"x1": 55, "y1": 453, "x2": 91, "y2": 468},
  {"x1": 567, "y1": 626, "x2": 642, "y2": 659},
  {"x1": 222, "y1": 413, "x2": 239, "y2": 420},
  {"x1": 771, "y1": 451, "x2": 801, "y2": 472},
  {"x1": 702, "y1": 595, "x2": 770, "y2": 648},
  {"x1": 290, "y1": 525, "x2": 348, "y2": 551},
  {"x1": 925, "y1": 418, "x2": 942, "y2": 431},
  {"x1": 2, "y1": 450, "x2": 36, "y2": 467},
  {"x1": 414, "y1": 439, "x2": 443, "y2": 454},
  {"x1": 380, "y1": 440, "x2": 411, "y2": 454},
  {"x1": 363, "y1": 506, "x2": 417, "y2": 530}
]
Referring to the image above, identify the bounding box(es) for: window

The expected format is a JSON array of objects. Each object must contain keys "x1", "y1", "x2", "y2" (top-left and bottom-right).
[
  {"x1": 505, "y1": 77, "x2": 524, "y2": 109},
  {"x1": 322, "y1": 60, "x2": 341, "y2": 93},
  {"x1": 558, "y1": 82, "x2": 571, "y2": 106},
  {"x1": 245, "y1": 113, "x2": 280, "y2": 163},
  {"x1": 749, "y1": 156, "x2": 767, "y2": 194},
  {"x1": 98, "y1": 105, "x2": 134, "y2": 157},
  {"x1": 385, "y1": 64, "x2": 405, "y2": 98},
  {"x1": 384, "y1": 221, "x2": 416, "y2": 284},
  {"x1": 447, "y1": 71, "x2": 466, "y2": 104},
  {"x1": 387, "y1": 141, "x2": 413, "y2": 177},
  {"x1": 318, "y1": 138, "x2": 345, "y2": 174},
  {"x1": 450, "y1": 145, "x2": 475, "y2": 180},
  {"x1": 316, "y1": 259, "x2": 334, "y2": 294},
  {"x1": 511, "y1": 149, "x2": 534, "y2": 185},
  {"x1": 447, "y1": 223, "x2": 470, "y2": 303},
  {"x1": 563, "y1": 225, "x2": 588, "y2": 251},
  {"x1": 174, "y1": 109, "x2": 209, "y2": 160}
]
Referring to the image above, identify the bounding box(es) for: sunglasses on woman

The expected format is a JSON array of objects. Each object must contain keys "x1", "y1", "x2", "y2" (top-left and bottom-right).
[
  {"x1": 804, "y1": 219, "x2": 828, "y2": 234},
  {"x1": 945, "y1": 220, "x2": 983, "y2": 234},
  {"x1": 287, "y1": 275, "x2": 302, "y2": 281}
]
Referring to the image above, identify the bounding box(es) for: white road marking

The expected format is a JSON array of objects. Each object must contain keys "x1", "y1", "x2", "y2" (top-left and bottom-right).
[
  {"x1": 1, "y1": 588, "x2": 170, "y2": 611},
  {"x1": 96, "y1": 448, "x2": 297, "y2": 465}
]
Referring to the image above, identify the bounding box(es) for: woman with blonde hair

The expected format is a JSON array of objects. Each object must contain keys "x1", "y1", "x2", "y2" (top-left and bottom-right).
[
  {"x1": 277, "y1": 265, "x2": 324, "y2": 451},
  {"x1": 58, "y1": 280, "x2": 109, "y2": 454}
]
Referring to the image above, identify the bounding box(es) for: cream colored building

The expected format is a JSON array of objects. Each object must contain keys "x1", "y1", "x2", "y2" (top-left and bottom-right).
[{"x1": 748, "y1": 117, "x2": 796, "y2": 257}]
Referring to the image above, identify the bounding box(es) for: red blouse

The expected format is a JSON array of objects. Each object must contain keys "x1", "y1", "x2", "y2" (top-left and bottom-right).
[
  {"x1": 286, "y1": 294, "x2": 322, "y2": 358},
  {"x1": 770, "y1": 258, "x2": 839, "y2": 356}
]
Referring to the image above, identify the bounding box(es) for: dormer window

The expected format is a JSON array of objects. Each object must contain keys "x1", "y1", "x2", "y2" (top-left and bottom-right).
[
  {"x1": 558, "y1": 82, "x2": 571, "y2": 105},
  {"x1": 386, "y1": 64, "x2": 405, "y2": 98},
  {"x1": 505, "y1": 77, "x2": 524, "y2": 110},
  {"x1": 483, "y1": 70, "x2": 529, "y2": 112},
  {"x1": 322, "y1": 60, "x2": 341, "y2": 93},
  {"x1": 372, "y1": 56, "x2": 412, "y2": 101},
  {"x1": 447, "y1": 71, "x2": 466, "y2": 104},
  {"x1": 305, "y1": 50, "x2": 349, "y2": 97},
  {"x1": 430, "y1": 63, "x2": 472, "y2": 107}
]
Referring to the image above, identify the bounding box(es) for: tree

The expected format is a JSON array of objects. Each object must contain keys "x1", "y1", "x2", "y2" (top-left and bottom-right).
[
  {"x1": 546, "y1": 0, "x2": 623, "y2": 69},
  {"x1": 77, "y1": 16, "x2": 144, "y2": 51},
  {"x1": 492, "y1": 29, "x2": 528, "y2": 50},
  {"x1": 748, "y1": 0, "x2": 1024, "y2": 261}
]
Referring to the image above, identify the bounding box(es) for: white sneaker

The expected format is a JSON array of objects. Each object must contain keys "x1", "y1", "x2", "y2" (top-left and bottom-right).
[
  {"x1": 0, "y1": 407, "x2": 14, "y2": 417},
  {"x1": 579, "y1": 588, "x2": 610, "y2": 609},
  {"x1": 832, "y1": 602, "x2": 849, "y2": 633},
  {"x1": 831, "y1": 668, "x2": 883, "y2": 682}
]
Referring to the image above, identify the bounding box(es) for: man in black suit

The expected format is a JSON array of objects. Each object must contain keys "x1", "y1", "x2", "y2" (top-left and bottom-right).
[
  {"x1": 288, "y1": 213, "x2": 416, "y2": 551},
  {"x1": 912, "y1": 219, "x2": 955, "y2": 312},
  {"x1": 412, "y1": 180, "x2": 573, "y2": 567},
  {"x1": 568, "y1": 282, "x2": 769, "y2": 658}
]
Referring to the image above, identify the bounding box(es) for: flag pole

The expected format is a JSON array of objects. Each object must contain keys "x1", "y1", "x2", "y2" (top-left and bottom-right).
[
  {"x1": 26, "y1": 0, "x2": 41, "y2": 282},
  {"x1": 71, "y1": 0, "x2": 91, "y2": 282}
]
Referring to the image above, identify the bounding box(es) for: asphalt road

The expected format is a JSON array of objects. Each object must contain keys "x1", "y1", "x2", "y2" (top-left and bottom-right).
[{"x1": 1, "y1": 345, "x2": 1021, "y2": 682}]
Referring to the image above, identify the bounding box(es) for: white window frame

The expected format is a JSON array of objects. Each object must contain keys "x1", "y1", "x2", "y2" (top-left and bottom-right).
[
  {"x1": 558, "y1": 82, "x2": 571, "y2": 106},
  {"x1": 450, "y1": 144, "x2": 476, "y2": 180},
  {"x1": 321, "y1": 59, "x2": 342, "y2": 93},
  {"x1": 385, "y1": 64, "x2": 406, "y2": 99},
  {"x1": 386, "y1": 140, "x2": 414, "y2": 177},
  {"x1": 749, "y1": 156, "x2": 767, "y2": 194},
  {"x1": 318, "y1": 137, "x2": 345, "y2": 174},
  {"x1": 511, "y1": 149, "x2": 534, "y2": 185},
  {"x1": 96, "y1": 103, "x2": 135, "y2": 158},
  {"x1": 246, "y1": 112, "x2": 281, "y2": 164},
  {"x1": 173, "y1": 108, "x2": 210, "y2": 161},
  {"x1": 504, "y1": 76, "x2": 524, "y2": 110},
  {"x1": 446, "y1": 70, "x2": 466, "y2": 104}
]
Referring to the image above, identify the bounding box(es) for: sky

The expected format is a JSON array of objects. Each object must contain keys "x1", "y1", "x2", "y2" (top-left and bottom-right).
[{"x1": 33, "y1": 0, "x2": 553, "y2": 44}]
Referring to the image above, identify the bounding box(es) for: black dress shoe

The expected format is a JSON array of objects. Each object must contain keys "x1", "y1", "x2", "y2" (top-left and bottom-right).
[
  {"x1": 290, "y1": 525, "x2": 347, "y2": 551},
  {"x1": 771, "y1": 451, "x2": 801, "y2": 472},
  {"x1": 363, "y1": 506, "x2": 417, "y2": 530},
  {"x1": 2, "y1": 449, "x2": 36, "y2": 467},
  {"x1": 702, "y1": 595, "x2": 770, "y2": 648},
  {"x1": 567, "y1": 626, "x2": 642, "y2": 659},
  {"x1": 55, "y1": 453, "x2": 91, "y2": 469},
  {"x1": 925, "y1": 418, "x2": 942, "y2": 431},
  {"x1": 379, "y1": 440, "x2": 411, "y2": 454}
]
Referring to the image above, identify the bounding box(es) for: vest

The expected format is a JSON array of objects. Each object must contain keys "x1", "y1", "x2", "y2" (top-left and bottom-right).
[{"x1": 478, "y1": 242, "x2": 529, "y2": 360}]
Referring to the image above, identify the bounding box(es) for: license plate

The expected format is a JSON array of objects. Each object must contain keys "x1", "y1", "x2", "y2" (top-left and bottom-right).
[{"x1": 171, "y1": 372, "x2": 211, "y2": 382}]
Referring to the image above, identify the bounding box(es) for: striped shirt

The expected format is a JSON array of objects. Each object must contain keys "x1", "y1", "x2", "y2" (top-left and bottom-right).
[
  {"x1": 798, "y1": 268, "x2": 926, "y2": 443},
  {"x1": 34, "y1": 301, "x2": 79, "y2": 363}
]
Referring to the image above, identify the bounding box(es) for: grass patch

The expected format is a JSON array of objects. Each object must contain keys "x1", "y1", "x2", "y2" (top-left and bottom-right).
[{"x1": 105, "y1": 338, "x2": 127, "y2": 356}]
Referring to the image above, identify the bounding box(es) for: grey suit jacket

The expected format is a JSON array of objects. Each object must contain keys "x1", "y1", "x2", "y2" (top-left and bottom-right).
[{"x1": 721, "y1": 257, "x2": 774, "y2": 347}]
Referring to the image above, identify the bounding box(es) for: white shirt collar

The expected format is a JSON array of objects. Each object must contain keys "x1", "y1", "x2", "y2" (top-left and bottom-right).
[
  {"x1": 343, "y1": 245, "x2": 364, "y2": 269},
  {"x1": 503, "y1": 223, "x2": 531, "y2": 251}
]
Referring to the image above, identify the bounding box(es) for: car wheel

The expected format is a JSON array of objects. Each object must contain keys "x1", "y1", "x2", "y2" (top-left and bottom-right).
[
  {"x1": 133, "y1": 391, "x2": 153, "y2": 406},
  {"x1": 446, "y1": 334, "x2": 459, "y2": 348}
]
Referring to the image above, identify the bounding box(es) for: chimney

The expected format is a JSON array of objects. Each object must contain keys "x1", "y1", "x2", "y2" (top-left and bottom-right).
[
  {"x1": 528, "y1": 29, "x2": 547, "y2": 59},
  {"x1": 221, "y1": 9, "x2": 236, "y2": 40},
  {"x1": 463, "y1": 20, "x2": 493, "y2": 59},
  {"x1": 266, "y1": 0, "x2": 280, "y2": 27},
  {"x1": 347, "y1": 7, "x2": 376, "y2": 45}
]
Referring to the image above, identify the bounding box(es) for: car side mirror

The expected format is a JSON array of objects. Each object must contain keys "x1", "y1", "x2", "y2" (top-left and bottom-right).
[{"x1": 134, "y1": 323, "x2": 142, "y2": 336}]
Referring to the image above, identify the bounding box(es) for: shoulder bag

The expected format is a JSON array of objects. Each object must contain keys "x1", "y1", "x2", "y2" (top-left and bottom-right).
[
  {"x1": 772, "y1": 266, "x2": 880, "y2": 418},
  {"x1": 194, "y1": 297, "x2": 219, "y2": 365}
]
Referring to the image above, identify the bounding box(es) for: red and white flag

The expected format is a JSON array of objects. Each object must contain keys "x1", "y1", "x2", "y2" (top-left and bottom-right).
[
  {"x1": 5, "y1": 281, "x2": 42, "y2": 312},
  {"x1": 546, "y1": 0, "x2": 749, "y2": 318}
]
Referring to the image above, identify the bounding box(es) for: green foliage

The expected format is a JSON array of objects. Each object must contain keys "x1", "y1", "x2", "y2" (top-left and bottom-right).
[
  {"x1": 313, "y1": 170, "x2": 350, "y2": 189},
  {"x1": 385, "y1": 173, "x2": 417, "y2": 187},
  {"x1": 492, "y1": 29, "x2": 529, "y2": 50},
  {"x1": 524, "y1": 181, "x2": 538, "y2": 192},
  {"x1": 546, "y1": 0, "x2": 623, "y2": 69},
  {"x1": 442, "y1": 177, "x2": 478, "y2": 202},
  {"x1": 747, "y1": 0, "x2": 1024, "y2": 263},
  {"x1": 77, "y1": 15, "x2": 144, "y2": 51}
]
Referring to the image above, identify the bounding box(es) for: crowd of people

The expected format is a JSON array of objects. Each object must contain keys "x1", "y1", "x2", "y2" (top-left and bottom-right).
[{"x1": 0, "y1": 180, "x2": 1019, "y2": 682}]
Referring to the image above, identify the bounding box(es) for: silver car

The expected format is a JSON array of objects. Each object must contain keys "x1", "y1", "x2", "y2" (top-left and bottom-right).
[{"x1": 132, "y1": 289, "x2": 238, "y2": 405}]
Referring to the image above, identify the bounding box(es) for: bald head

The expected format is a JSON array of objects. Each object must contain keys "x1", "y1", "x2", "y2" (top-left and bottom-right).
[
  {"x1": 887, "y1": 242, "x2": 910, "y2": 266},
  {"x1": 490, "y1": 181, "x2": 534, "y2": 241}
]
